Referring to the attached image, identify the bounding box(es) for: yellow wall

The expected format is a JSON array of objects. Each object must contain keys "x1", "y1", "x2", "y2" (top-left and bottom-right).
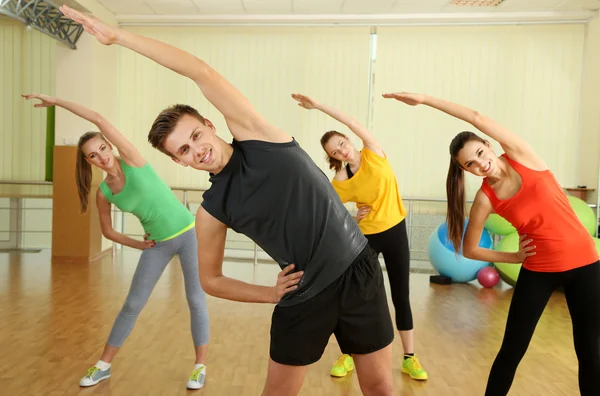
[
  {"x1": 54, "y1": 0, "x2": 118, "y2": 146},
  {"x1": 373, "y1": 24, "x2": 586, "y2": 200},
  {"x1": 0, "y1": 18, "x2": 56, "y2": 180},
  {"x1": 115, "y1": 24, "x2": 589, "y2": 204},
  {"x1": 580, "y1": 16, "x2": 600, "y2": 203},
  {"x1": 0, "y1": 18, "x2": 56, "y2": 249},
  {"x1": 117, "y1": 26, "x2": 372, "y2": 189},
  {"x1": 53, "y1": 0, "x2": 118, "y2": 251}
]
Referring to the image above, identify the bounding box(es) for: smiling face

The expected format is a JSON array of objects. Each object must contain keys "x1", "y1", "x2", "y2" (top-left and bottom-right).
[
  {"x1": 448, "y1": 131, "x2": 497, "y2": 178},
  {"x1": 81, "y1": 135, "x2": 115, "y2": 171},
  {"x1": 160, "y1": 113, "x2": 226, "y2": 173},
  {"x1": 455, "y1": 139, "x2": 498, "y2": 177},
  {"x1": 148, "y1": 104, "x2": 229, "y2": 174},
  {"x1": 322, "y1": 131, "x2": 356, "y2": 164}
]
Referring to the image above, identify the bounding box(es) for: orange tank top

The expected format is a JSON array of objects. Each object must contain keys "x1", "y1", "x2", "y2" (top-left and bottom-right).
[{"x1": 480, "y1": 154, "x2": 598, "y2": 272}]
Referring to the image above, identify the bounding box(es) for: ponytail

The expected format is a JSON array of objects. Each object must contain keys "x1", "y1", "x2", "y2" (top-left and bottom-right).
[
  {"x1": 75, "y1": 131, "x2": 105, "y2": 213},
  {"x1": 446, "y1": 130, "x2": 486, "y2": 252},
  {"x1": 326, "y1": 156, "x2": 343, "y2": 173},
  {"x1": 446, "y1": 158, "x2": 466, "y2": 253}
]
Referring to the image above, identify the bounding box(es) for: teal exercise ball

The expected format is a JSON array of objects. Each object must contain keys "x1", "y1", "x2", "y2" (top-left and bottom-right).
[{"x1": 428, "y1": 220, "x2": 493, "y2": 283}]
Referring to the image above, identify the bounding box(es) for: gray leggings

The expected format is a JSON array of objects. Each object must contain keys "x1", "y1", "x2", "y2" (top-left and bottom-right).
[{"x1": 107, "y1": 227, "x2": 209, "y2": 348}]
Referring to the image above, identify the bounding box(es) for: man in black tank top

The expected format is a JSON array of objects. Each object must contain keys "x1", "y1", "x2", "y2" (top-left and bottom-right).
[
  {"x1": 80, "y1": 17, "x2": 395, "y2": 395},
  {"x1": 201, "y1": 138, "x2": 367, "y2": 306}
]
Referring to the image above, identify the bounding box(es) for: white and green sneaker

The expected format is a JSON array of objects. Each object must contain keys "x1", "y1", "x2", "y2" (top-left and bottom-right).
[
  {"x1": 187, "y1": 364, "x2": 206, "y2": 390},
  {"x1": 79, "y1": 366, "x2": 111, "y2": 387}
]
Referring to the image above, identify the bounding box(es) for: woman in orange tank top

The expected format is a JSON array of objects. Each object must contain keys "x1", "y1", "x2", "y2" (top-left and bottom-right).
[{"x1": 384, "y1": 91, "x2": 599, "y2": 396}]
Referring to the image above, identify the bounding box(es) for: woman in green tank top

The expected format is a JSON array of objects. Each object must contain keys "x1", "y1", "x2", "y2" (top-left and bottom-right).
[{"x1": 23, "y1": 93, "x2": 210, "y2": 390}]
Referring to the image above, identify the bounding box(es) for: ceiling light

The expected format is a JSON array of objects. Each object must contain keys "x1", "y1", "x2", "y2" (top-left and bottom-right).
[{"x1": 449, "y1": 0, "x2": 505, "y2": 6}]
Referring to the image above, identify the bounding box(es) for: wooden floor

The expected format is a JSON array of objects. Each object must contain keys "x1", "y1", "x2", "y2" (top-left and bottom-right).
[{"x1": 0, "y1": 250, "x2": 581, "y2": 396}]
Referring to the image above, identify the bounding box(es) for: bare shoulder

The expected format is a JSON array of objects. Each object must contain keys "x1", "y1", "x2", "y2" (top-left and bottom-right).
[
  {"x1": 474, "y1": 188, "x2": 491, "y2": 205},
  {"x1": 502, "y1": 143, "x2": 548, "y2": 172},
  {"x1": 95, "y1": 188, "x2": 112, "y2": 224},
  {"x1": 96, "y1": 187, "x2": 108, "y2": 203},
  {"x1": 471, "y1": 189, "x2": 493, "y2": 216},
  {"x1": 333, "y1": 168, "x2": 348, "y2": 181}
]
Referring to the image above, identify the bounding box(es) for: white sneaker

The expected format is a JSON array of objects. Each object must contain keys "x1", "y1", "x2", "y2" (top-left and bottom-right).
[
  {"x1": 79, "y1": 366, "x2": 111, "y2": 387},
  {"x1": 186, "y1": 364, "x2": 206, "y2": 390}
]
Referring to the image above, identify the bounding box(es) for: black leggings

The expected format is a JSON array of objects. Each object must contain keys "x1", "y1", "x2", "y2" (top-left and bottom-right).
[
  {"x1": 365, "y1": 219, "x2": 413, "y2": 331},
  {"x1": 485, "y1": 261, "x2": 600, "y2": 396}
]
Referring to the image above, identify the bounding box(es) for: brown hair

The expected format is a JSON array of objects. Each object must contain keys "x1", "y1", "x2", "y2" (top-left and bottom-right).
[
  {"x1": 446, "y1": 131, "x2": 487, "y2": 252},
  {"x1": 320, "y1": 130, "x2": 347, "y2": 173},
  {"x1": 76, "y1": 132, "x2": 106, "y2": 213},
  {"x1": 148, "y1": 104, "x2": 206, "y2": 157}
]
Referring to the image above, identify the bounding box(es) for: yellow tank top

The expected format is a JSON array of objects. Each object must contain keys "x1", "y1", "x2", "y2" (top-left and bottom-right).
[{"x1": 331, "y1": 148, "x2": 406, "y2": 235}]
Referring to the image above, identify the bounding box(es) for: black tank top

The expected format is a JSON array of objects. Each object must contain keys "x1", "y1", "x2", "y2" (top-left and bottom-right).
[{"x1": 201, "y1": 138, "x2": 367, "y2": 307}]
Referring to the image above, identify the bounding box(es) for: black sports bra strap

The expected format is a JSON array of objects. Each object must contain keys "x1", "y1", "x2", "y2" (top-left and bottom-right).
[{"x1": 345, "y1": 163, "x2": 354, "y2": 179}]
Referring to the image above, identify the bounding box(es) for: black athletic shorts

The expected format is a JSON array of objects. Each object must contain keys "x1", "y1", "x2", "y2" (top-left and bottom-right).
[{"x1": 269, "y1": 245, "x2": 395, "y2": 366}]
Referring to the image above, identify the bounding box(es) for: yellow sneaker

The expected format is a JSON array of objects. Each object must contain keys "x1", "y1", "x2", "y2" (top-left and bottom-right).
[
  {"x1": 402, "y1": 355, "x2": 428, "y2": 380},
  {"x1": 330, "y1": 354, "x2": 354, "y2": 377}
]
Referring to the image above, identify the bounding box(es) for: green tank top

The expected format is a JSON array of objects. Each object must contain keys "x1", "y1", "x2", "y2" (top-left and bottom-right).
[{"x1": 99, "y1": 158, "x2": 194, "y2": 242}]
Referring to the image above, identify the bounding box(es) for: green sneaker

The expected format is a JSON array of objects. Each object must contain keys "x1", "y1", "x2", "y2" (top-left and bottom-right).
[
  {"x1": 402, "y1": 355, "x2": 428, "y2": 380},
  {"x1": 330, "y1": 354, "x2": 354, "y2": 377}
]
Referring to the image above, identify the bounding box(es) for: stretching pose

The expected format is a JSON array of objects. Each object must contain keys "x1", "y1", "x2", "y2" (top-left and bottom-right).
[
  {"x1": 60, "y1": 5, "x2": 396, "y2": 396},
  {"x1": 384, "y1": 91, "x2": 600, "y2": 396},
  {"x1": 291, "y1": 93, "x2": 427, "y2": 381},
  {"x1": 23, "y1": 93, "x2": 210, "y2": 390}
]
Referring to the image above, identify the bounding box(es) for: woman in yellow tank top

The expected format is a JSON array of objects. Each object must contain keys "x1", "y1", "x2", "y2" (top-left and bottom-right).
[{"x1": 292, "y1": 93, "x2": 428, "y2": 381}]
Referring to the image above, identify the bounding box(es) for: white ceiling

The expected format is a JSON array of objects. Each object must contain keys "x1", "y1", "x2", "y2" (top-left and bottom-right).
[{"x1": 92, "y1": 0, "x2": 600, "y2": 24}]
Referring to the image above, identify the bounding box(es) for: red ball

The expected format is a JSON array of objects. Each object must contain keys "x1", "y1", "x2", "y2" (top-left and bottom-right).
[{"x1": 477, "y1": 266, "x2": 500, "y2": 288}]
